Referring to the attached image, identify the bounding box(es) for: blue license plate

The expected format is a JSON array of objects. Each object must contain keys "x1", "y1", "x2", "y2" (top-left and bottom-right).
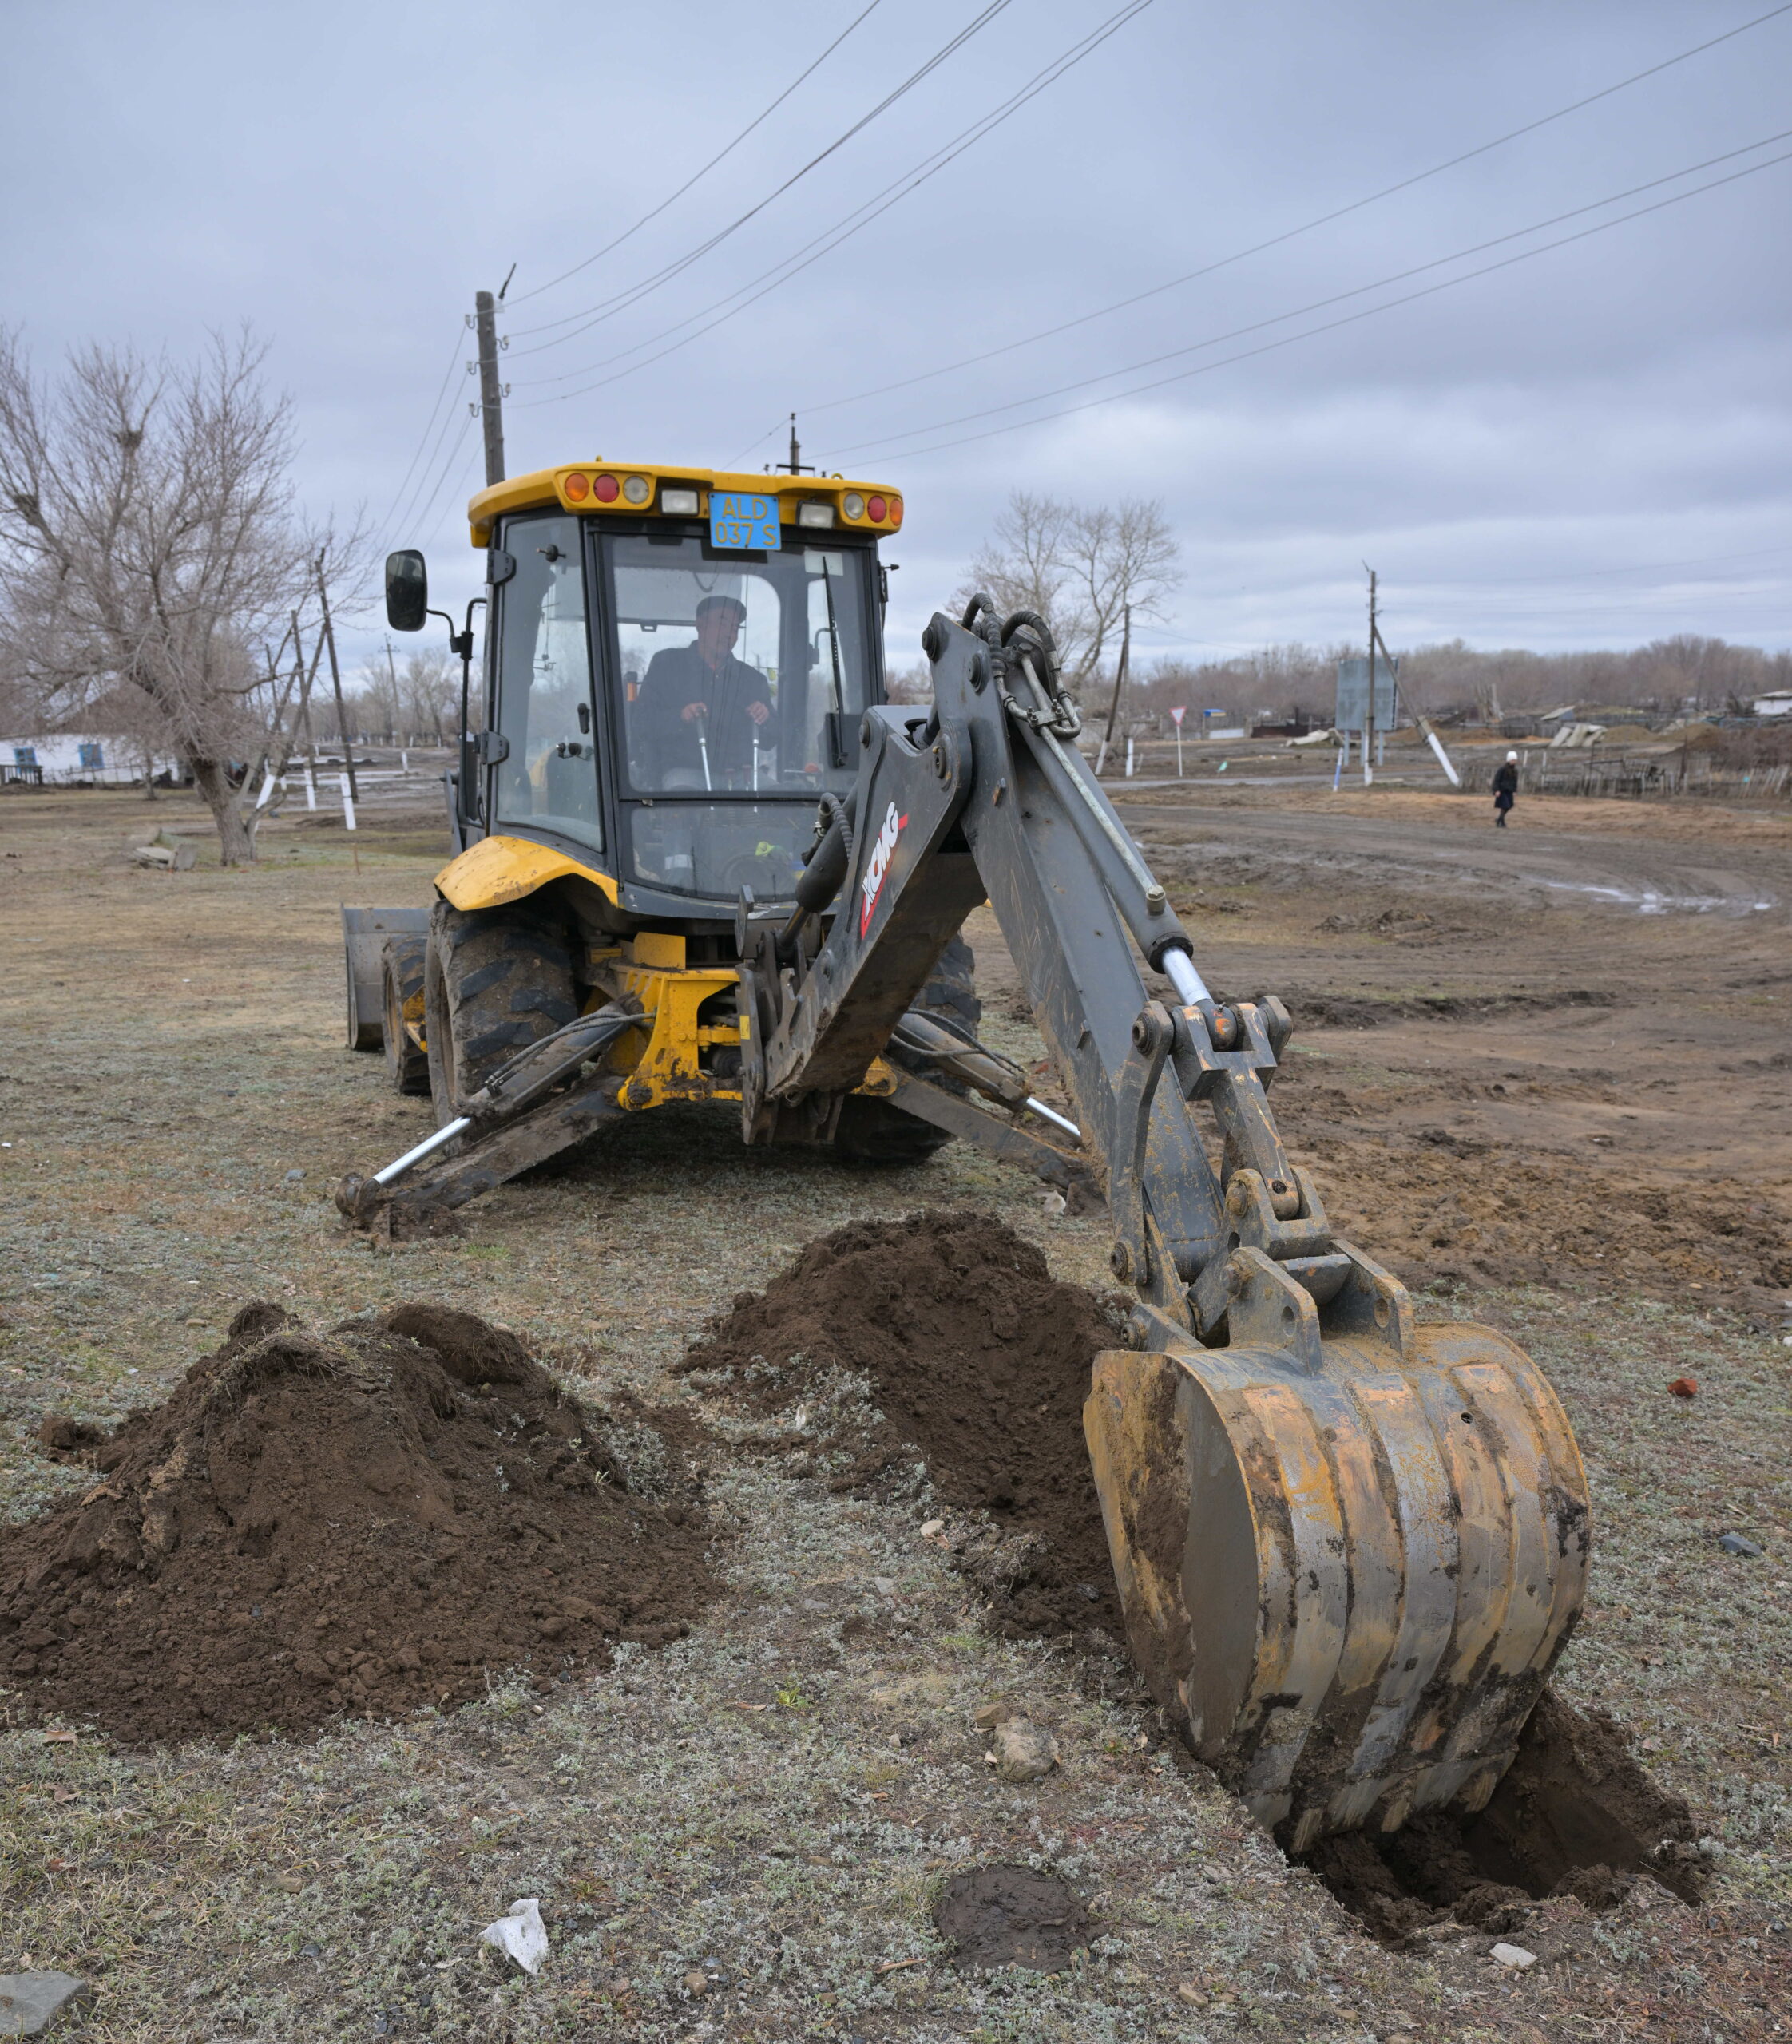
[{"x1": 710, "y1": 491, "x2": 780, "y2": 551}]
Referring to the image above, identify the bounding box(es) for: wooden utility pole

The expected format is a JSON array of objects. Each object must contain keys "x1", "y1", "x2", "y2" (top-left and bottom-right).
[
  {"x1": 1364, "y1": 567, "x2": 1378, "y2": 786},
  {"x1": 316, "y1": 553, "x2": 358, "y2": 802},
  {"x1": 474, "y1": 287, "x2": 508, "y2": 487},
  {"x1": 1096, "y1": 603, "x2": 1132, "y2": 776},
  {"x1": 290, "y1": 608, "x2": 323, "y2": 758}
]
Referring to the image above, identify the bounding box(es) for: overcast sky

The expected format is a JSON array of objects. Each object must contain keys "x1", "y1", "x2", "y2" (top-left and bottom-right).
[{"x1": 5, "y1": 0, "x2": 1790, "y2": 675}]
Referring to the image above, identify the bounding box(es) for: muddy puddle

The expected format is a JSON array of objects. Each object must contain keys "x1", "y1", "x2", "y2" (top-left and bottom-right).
[
  {"x1": 687, "y1": 1210, "x2": 1705, "y2": 1945},
  {"x1": 1, "y1": 1302, "x2": 717, "y2": 1741},
  {"x1": 934, "y1": 1864, "x2": 1092, "y2": 1971}
]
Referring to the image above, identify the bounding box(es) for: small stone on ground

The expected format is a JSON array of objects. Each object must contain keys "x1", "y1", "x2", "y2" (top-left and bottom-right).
[
  {"x1": 0, "y1": 1971, "x2": 94, "y2": 2038},
  {"x1": 991, "y1": 1716, "x2": 1058, "y2": 1781}
]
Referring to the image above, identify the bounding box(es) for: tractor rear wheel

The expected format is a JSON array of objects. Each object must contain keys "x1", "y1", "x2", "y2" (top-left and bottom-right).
[
  {"x1": 380, "y1": 936, "x2": 430, "y2": 1095},
  {"x1": 833, "y1": 934, "x2": 979, "y2": 1165},
  {"x1": 423, "y1": 899, "x2": 580, "y2": 1126}
]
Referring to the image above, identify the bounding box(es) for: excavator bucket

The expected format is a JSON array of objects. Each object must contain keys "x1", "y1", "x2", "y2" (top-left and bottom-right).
[{"x1": 1085, "y1": 1315, "x2": 1589, "y2": 1853}]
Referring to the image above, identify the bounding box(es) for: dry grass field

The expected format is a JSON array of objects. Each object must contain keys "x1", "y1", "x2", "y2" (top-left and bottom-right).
[{"x1": 0, "y1": 782, "x2": 1787, "y2": 2041}]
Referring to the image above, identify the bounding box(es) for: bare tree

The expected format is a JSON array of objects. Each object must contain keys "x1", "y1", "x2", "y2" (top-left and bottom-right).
[
  {"x1": 960, "y1": 491, "x2": 1181, "y2": 693},
  {"x1": 398, "y1": 645, "x2": 458, "y2": 742},
  {"x1": 0, "y1": 327, "x2": 319, "y2": 862},
  {"x1": 961, "y1": 492, "x2": 1085, "y2": 656},
  {"x1": 884, "y1": 661, "x2": 933, "y2": 707},
  {"x1": 355, "y1": 651, "x2": 402, "y2": 743}
]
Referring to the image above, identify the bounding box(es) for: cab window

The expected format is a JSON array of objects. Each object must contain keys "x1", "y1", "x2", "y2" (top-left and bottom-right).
[{"x1": 491, "y1": 513, "x2": 601, "y2": 848}]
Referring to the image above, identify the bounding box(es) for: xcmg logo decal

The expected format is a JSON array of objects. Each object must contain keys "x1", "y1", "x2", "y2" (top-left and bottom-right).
[{"x1": 858, "y1": 800, "x2": 909, "y2": 937}]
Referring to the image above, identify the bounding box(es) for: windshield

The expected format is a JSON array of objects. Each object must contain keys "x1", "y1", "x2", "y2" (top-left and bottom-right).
[{"x1": 606, "y1": 532, "x2": 874, "y2": 797}]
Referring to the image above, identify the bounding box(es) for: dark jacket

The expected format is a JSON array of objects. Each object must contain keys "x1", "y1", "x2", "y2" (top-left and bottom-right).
[
  {"x1": 1493, "y1": 761, "x2": 1518, "y2": 798},
  {"x1": 636, "y1": 644, "x2": 772, "y2": 786}
]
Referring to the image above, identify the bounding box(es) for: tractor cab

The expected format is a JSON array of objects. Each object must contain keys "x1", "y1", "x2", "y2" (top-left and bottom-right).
[{"x1": 385, "y1": 464, "x2": 903, "y2": 923}]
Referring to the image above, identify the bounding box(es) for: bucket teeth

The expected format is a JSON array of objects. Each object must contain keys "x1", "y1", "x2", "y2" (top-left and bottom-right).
[{"x1": 1084, "y1": 1320, "x2": 1589, "y2": 1848}]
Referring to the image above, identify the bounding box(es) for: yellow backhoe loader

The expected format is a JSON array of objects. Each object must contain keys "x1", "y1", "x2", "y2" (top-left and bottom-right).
[{"x1": 338, "y1": 460, "x2": 1588, "y2": 1854}]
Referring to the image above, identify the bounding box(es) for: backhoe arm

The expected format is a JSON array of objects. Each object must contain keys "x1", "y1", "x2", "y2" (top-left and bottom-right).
[{"x1": 755, "y1": 599, "x2": 1590, "y2": 1856}]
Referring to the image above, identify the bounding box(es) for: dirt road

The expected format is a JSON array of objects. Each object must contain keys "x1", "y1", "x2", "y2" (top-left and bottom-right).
[
  {"x1": 961, "y1": 786, "x2": 1792, "y2": 1326},
  {"x1": 1117, "y1": 790, "x2": 1790, "y2": 915}
]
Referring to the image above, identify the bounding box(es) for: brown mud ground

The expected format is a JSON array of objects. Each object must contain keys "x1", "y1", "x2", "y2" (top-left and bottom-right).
[{"x1": 0, "y1": 785, "x2": 1787, "y2": 2040}]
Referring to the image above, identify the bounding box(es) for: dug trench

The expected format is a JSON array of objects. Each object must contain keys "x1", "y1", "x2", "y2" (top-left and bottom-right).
[
  {"x1": 0, "y1": 1301, "x2": 718, "y2": 1744},
  {"x1": 680, "y1": 1208, "x2": 1707, "y2": 1948}
]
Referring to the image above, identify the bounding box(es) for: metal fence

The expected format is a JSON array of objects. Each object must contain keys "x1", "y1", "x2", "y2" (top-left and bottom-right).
[{"x1": 1461, "y1": 751, "x2": 1791, "y2": 802}]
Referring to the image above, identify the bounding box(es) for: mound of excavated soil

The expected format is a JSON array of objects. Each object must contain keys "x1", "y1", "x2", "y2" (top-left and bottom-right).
[
  {"x1": 0, "y1": 1302, "x2": 717, "y2": 1742},
  {"x1": 680, "y1": 1212, "x2": 1126, "y2": 1642}
]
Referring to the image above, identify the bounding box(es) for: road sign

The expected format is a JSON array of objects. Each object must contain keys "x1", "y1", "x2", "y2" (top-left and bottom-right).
[
  {"x1": 1169, "y1": 707, "x2": 1186, "y2": 726},
  {"x1": 1335, "y1": 656, "x2": 1398, "y2": 733}
]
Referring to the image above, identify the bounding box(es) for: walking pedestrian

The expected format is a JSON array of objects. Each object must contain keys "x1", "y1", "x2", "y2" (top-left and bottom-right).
[{"x1": 1493, "y1": 751, "x2": 1519, "y2": 828}]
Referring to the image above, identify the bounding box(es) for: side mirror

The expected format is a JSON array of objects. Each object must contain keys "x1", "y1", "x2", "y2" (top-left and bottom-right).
[{"x1": 385, "y1": 549, "x2": 428, "y2": 632}]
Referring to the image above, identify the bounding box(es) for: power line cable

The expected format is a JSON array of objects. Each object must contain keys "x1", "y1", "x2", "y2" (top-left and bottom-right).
[
  {"x1": 388, "y1": 373, "x2": 477, "y2": 541},
  {"x1": 1409, "y1": 543, "x2": 1792, "y2": 590},
  {"x1": 841, "y1": 127, "x2": 1792, "y2": 453},
  {"x1": 377, "y1": 331, "x2": 466, "y2": 541},
  {"x1": 805, "y1": 0, "x2": 1792, "y2": 422},
  {"x1": 1397, "y1": 584, "x2": 1790, "y2": 627},
  {"x1": 730, "y1": 419, "x2": 790, "y2": 465},
  {"x1": 505, "y1": 0, "x2": 1015, "y2": 349},
  {"x1": 506, "y1": 0, "x2": 884, "y2": 311},
  {"x1": 422, "y1": 441, "x2": 489, "y2": 549},
  {"x1": 834, "y1": 137, "x2": 1792, "y2": 462},
  {"x1": 509, "y1": 1, "x2": 1154, "y2": 409},
  {"x1": 406, "y1": 410, "x2": 479, "y2": 551}
]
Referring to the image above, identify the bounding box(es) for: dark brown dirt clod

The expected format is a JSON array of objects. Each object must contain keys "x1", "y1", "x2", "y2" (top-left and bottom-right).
[
  {"x1": 0, "y1": 1302, "x2": 718, "y2": 1743},
  {"x1": 681, "y1": 1210, "x2": 1126, "y2": 1641},
  {"x1": 934, "y1": 1864, "x2": 1092, "y2": 1971}
]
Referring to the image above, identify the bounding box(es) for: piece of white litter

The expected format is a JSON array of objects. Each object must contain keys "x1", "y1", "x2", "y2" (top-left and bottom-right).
[
  {"x1": 480, "y1": 1898, "x2": 549, "y2": 1975},
  {"x1": 1490, "y1": 1942, "x2": 1536, "y2": 1970},
  {"x1": 920, "y1": 1519, "x2": 946, "y2": 1539}
]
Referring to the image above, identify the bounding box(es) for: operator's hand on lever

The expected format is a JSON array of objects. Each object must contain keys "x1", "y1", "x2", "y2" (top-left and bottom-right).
[{"x1": 680, "y1": 702, "x2": 709, "y2": 723}]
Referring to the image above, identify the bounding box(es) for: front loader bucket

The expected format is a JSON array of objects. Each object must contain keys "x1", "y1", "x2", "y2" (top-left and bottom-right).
[
  {"x1": 1085, "y1": 1320, "x2": 1589, "y2": 1852},
  {"x1": 342, "y1": 905, "x2": 431, "y2": 1051}
]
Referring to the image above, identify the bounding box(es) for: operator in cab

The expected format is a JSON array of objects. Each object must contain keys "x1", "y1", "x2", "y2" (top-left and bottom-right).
[{"x1": 637, "y1": 593, "x2": 772, "y2": 790}]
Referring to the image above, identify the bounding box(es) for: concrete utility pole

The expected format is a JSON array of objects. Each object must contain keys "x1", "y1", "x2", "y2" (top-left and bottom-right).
[
  {"x1": 384, "y1": 636, "x2": 402, "y2": 745},
  {"x1": 1364, "y1": 567, "x2": 1378, "y2": 786},
  {"x1": 316, "y1": 553, "x2": 358, "y2": 802},
  {"x1": 473, "y1": 282, "x2": 511, "y2": 487}
]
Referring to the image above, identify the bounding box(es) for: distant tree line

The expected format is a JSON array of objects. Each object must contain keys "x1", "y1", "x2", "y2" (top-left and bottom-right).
[
  {"x1": 1128, "y1": 633, "x2": 1792, "y2": 731},
  {"x1": 928, "y1": 493, "x2": 1790, "y2": 733}
]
